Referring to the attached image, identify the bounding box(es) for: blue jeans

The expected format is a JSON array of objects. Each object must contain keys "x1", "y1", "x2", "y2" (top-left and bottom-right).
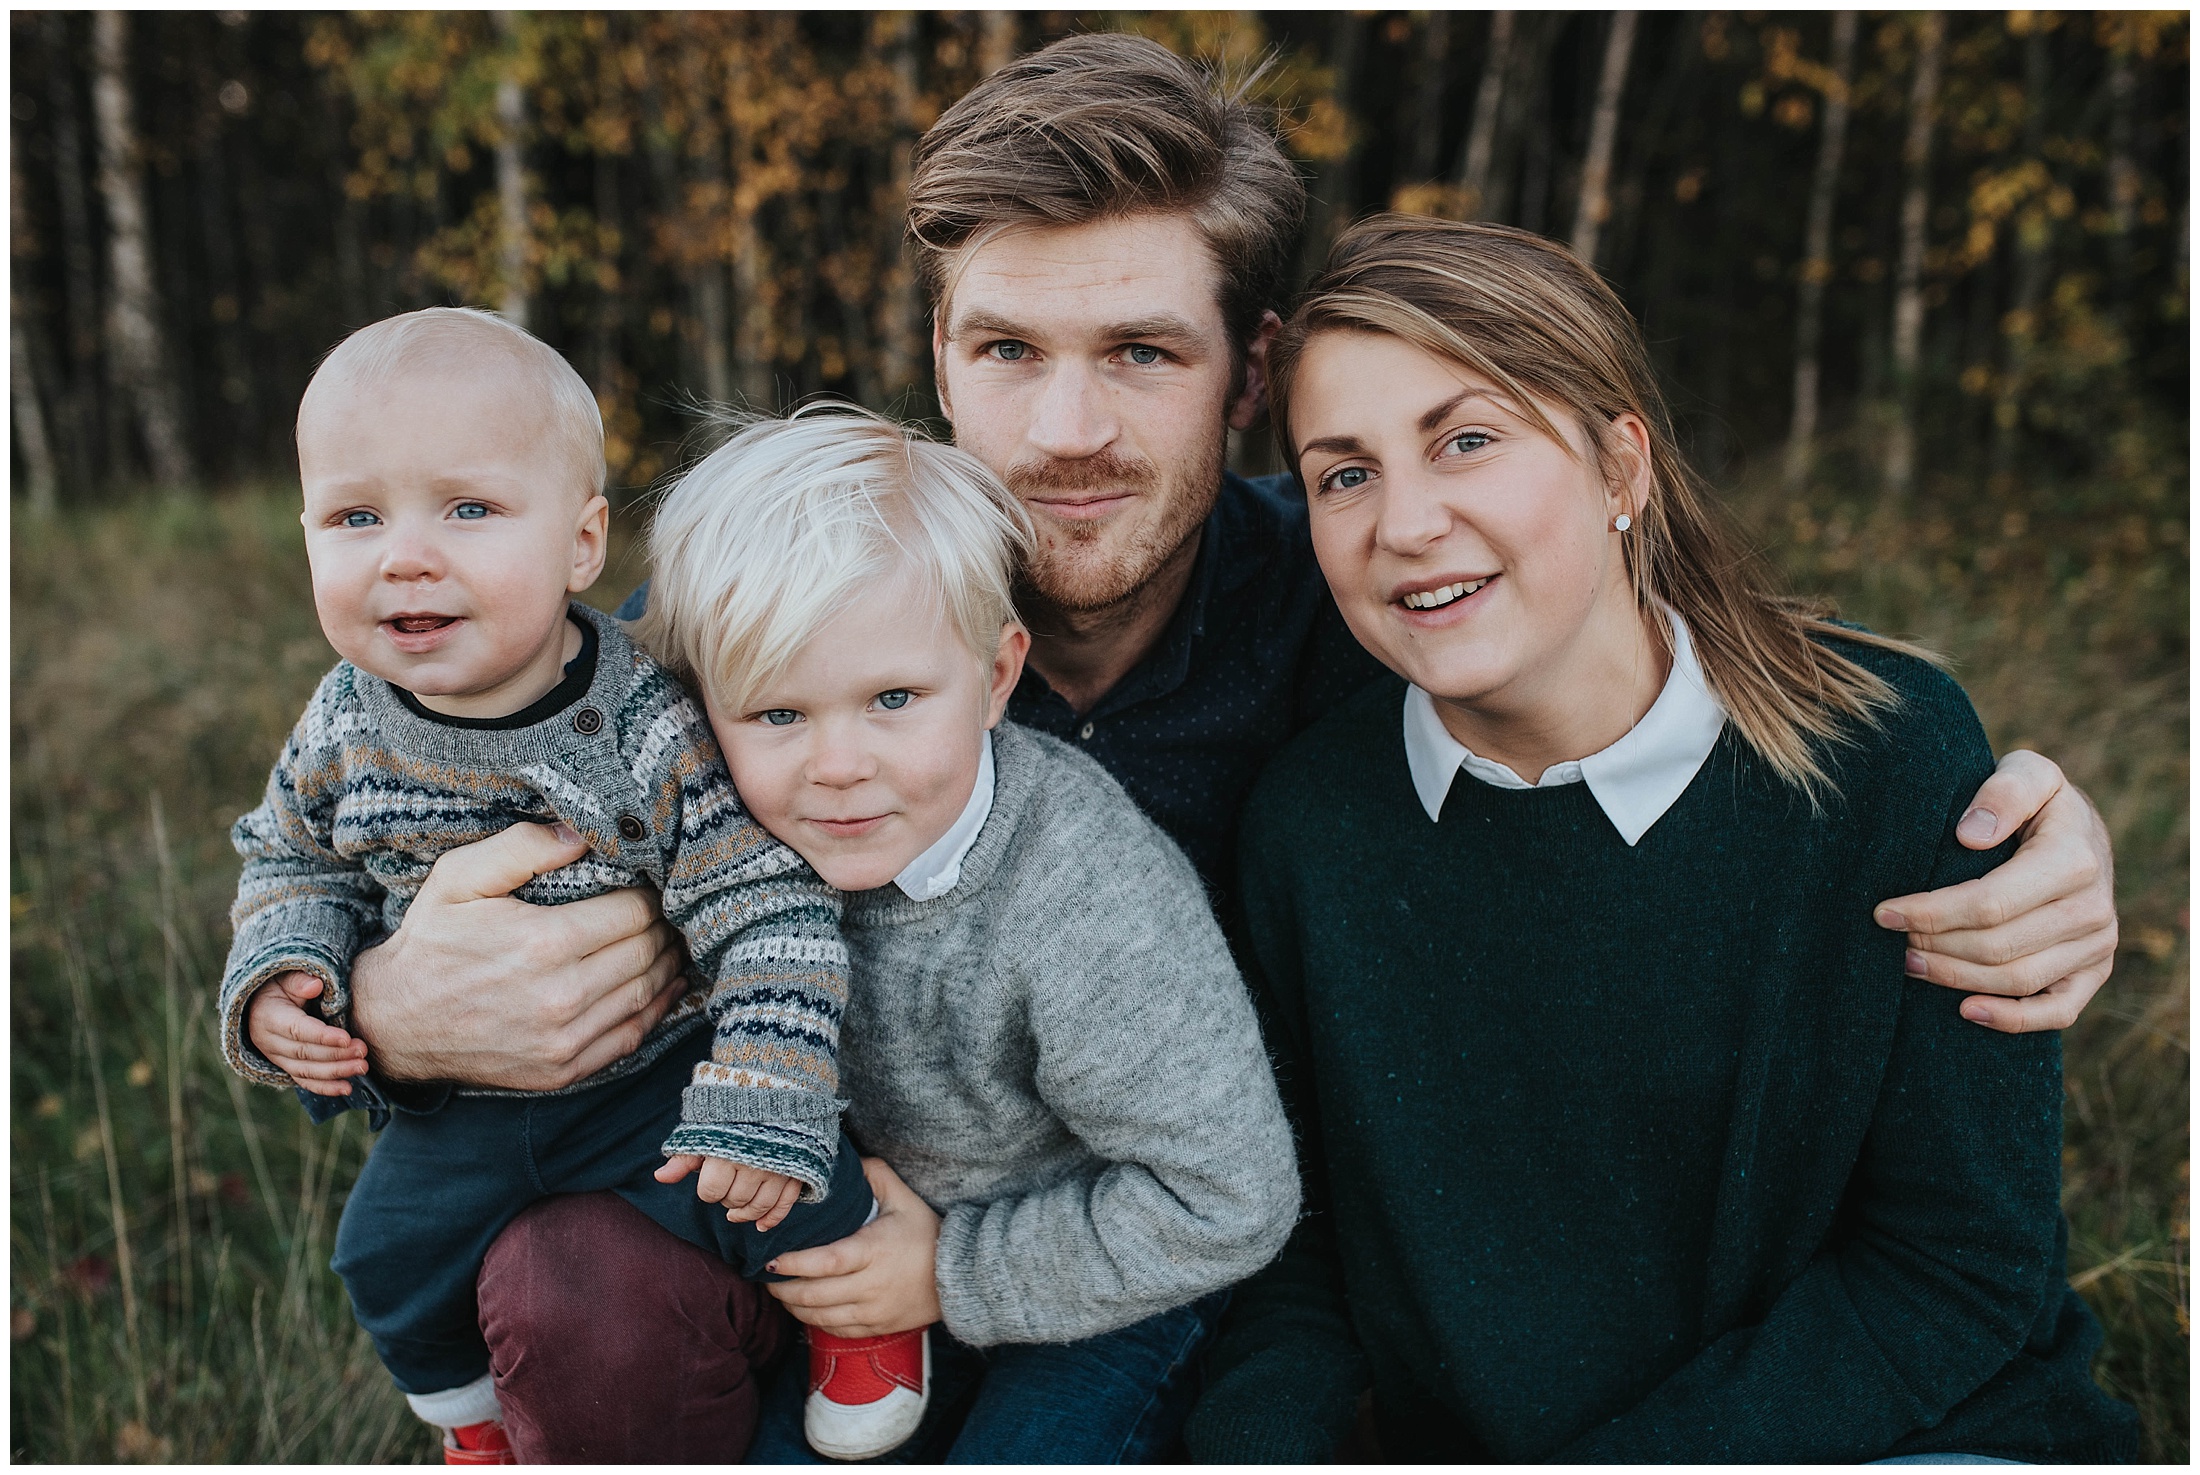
[
  {"x1": 746, "y1": 1292, "x2": 1228, "y2": 1464},
  {"x1": 330, "y1": 1027, "x2": 875, "y2": 1396}
]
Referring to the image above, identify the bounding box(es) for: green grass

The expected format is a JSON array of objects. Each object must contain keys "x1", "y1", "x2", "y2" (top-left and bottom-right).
[{"x1": 9, "y1": 464, "x2": 2186, "y2": 1461}]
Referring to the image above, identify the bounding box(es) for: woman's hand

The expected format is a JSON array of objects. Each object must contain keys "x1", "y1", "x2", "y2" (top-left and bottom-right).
[
  {"x1": 1875, "y1": 750, "x2": 2118, "y2": 1034},
  {"x1": 348, "y1": 822, "x2": 687, "y2": 1088},
  {"x1": 766, "y1": 1158, "x2": 943, "y2": 1337}
]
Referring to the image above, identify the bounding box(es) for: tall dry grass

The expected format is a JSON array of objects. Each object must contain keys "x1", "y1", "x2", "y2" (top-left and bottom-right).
[{"x1": 8, "y1": 462, "x2": 2185, "y2": 1460}]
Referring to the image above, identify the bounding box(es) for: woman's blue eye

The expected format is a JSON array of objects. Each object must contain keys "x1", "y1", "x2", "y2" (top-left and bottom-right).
[
  {"x1": 1329, "y1": 467, "x2": 1371, "y2": 491},
  {"x1": 342, "y1": 510, "x2": 381, "y2": 528},
  {"x1": 454, "y1": 502, "x2": 490, "y2": 520},
  {"x1": 877, "y1": 690, "x2": 911, "y2": 711},
  {"x1": 1125, "y1": 345, "x2": 1162, "y2": 366},
  {"x1": 761, "y1": 710, "x2": 800, "y2": 726},
  {"x1": 990, "y1": 342, "x2": 1028, "y2": 362},
  {"x1": 1448, "y1": 432, "x2": 1491, "y2": 455}
]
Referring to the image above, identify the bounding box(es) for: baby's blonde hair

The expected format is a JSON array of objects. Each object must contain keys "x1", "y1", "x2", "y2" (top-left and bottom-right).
[
  {"x1": 636, "y1": 405, "x2": 1033, "y2": 714},
  {"x1": 299, "y1": 306, "x2": 607, "y2": 499}
]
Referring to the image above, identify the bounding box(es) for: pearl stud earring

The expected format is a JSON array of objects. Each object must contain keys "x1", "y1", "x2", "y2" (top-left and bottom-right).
[{"x1": 1613, "y1": 513, "x2": 1632, "y2": 532}]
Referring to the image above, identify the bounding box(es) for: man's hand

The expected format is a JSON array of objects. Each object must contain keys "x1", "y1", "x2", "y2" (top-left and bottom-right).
[
  {"x1": 766, "y1": 1158, "x2": 942, "y2": 1337},
  {"x1": 247, "y1": 971, "x2": 369, "y2": 1096},
  {"x1": 1875, "y1": 750, "x2": 2117, "y2": 1034},
  {"x1": 656, "y1": 1154, "x2": 803, "y2": 1231},
  {"x1": 348, "y1": 822, "x2": 687, "y2": 1090}
]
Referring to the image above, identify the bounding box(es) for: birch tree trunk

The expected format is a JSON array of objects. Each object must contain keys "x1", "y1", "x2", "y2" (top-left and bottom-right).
[
  {"x1": 877, "y1": 10, "x2": 924, "y2": 401},
  {"x1": 91, "y1": 9, "x2": 194, "y2": 489},
  {"x1": 1457, "y1": 11, "x2": 1514, "y2": 218},
  {"x1": 1883, "y1": 11, "x2": 1944, "y2": 503},
  {"x1": 42, "y1": 11, "x2": 103, "y2": 483},
  {"x1": 12, "y1": 125, "x2": 59, "y2": 515},
  {"x1": 1781, "y1": 10, "x2": 1858, "y2": 494},
  {"x1": 978, "y1": 12, "x2": 1019, "y2": 77},
  {"x1": 493, "y1": 12, "x2": 529, "y2": 328},
  {"x1": 1569, "y1": 11, "x2": 1638, "y2": 266}
]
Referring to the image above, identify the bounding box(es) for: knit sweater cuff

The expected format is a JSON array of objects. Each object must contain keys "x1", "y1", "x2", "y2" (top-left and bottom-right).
[
  {"x1": 663, "y1": 1083, "x2": 845, "y2": 1199},
  {"x1": 1183, "y1": 1341, "x2": 1368, "y2": 1463},
  {"x1": 218, "y1": 940, "x2": 352, "y2": 1089}
]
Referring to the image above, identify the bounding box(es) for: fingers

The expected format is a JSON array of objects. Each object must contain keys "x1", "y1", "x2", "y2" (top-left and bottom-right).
[
  {"x1": 272, "y1": 971, "x2": 326, "y2": 1004},
  {"x1": 766, "y1": 1237, "x2": 867, "y2": 1282},
  {"x1": 254, "y1": 1003, "x2": 360, "y2": 1053},
  {"x1": 418, "y1": 821, "x2": 591, "y2": 907},
  {"x1": 1903, "y1": 888, "x2": 2118, "y2": 974},
  {"x1": 695, "y1": 1158, "x2": 738, "y2": 1205},
  {"x1": 1950, "y1": 751, "x2": 2067, "y2": 850},
  {"x1": 656, "y1": 1154, "x2": 702, "y2": 1184},
  {"x1": 1910, "y1": 934, "x2": 2114, "y2": 1001},
  {"x1": 859, "y1": 1155, "x2": 912, "y2": 1205},
  {"x1": 1875, "y1": 842, "x2": 2092, "y2": 939},
  {"x1": 552, "y1": 886, "x2": 667, "y2": 965},
  {"x1": 290, "y1": 1074, "x2": 357, "y2": 1098},
  {"x1": 753, "y1": 1180, "x2": 801, "y2": 1232},
  {"x1": 1955, "y1": 965, "x2": 2110, "y2": 1034}
]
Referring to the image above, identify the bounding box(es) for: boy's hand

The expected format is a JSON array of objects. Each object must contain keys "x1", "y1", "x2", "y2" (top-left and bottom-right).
[
  {"x1": 655, "y1": 1153, "x2": 803, "y2": 1231},
  {"x1": 246, "y1": 972, "x2": 369, "y2": 1097},
  {"x1": 766, "y1": 1157, "x2": 943, "y2": 1337}
]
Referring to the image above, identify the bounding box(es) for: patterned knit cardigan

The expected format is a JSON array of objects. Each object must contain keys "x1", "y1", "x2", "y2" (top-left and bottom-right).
[{"x1": 217, "y1": 602, "x2": 851, "y2": 1196}]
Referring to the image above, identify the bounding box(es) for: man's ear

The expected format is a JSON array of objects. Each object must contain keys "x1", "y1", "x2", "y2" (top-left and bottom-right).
[
  {"x1": 1227, "y1": 310, "x2": 1284, "y2": 433},
  {"x1": 931, "y1": 314, "x2": 953, "y2": 425}
]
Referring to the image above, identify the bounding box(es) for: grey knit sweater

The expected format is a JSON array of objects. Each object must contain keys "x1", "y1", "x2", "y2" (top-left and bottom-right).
[
  {"x1": 217, "y1": 603, "x2": 852, "y2": 1194},
  {"x1": 839, "y1": 721, "x2": 1299, "y2": 1348}
]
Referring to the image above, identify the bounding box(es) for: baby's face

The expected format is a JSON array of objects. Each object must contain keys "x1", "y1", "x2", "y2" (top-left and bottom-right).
[
  {"x1": 298, "y1": 362, "x2": 606, "y2": 714},
  {"x1": 707, "y1": 570, "x2": 1028, "y2": 892}
]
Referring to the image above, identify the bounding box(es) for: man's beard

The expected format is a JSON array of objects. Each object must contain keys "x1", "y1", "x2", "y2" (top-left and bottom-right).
[{"x1": 1004, "y1": 438, "x2": 1224, "y2": 615}]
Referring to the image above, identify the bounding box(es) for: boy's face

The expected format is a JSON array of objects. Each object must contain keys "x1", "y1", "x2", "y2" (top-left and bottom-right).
[
  {"x1": 297, "y1": 360, "x2": 607, "y2": 716},
  {"x1": 706, "y1": 569, "x2": 1029, "y2": 893}
]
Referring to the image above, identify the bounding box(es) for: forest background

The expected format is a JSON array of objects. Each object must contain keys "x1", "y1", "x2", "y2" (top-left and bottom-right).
[{"x1": 8, "y1": 9, "x2": 2188, "y2": 1463}]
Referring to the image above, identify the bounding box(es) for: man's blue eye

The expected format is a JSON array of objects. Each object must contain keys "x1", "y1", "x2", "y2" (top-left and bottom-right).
[
  {"x1": 762, "y1": 710, "x2": 800, "y2": 726},
  {"x1": 1125, "y1": 345, "x2": 1162, "y2": 366},
  {"x1": 342, "y1": 510, "x2": 381, "y2": 528},
  {"x1": 877, "y1": 690, "x2": 911, "y2": 710},
  {"x1": 454, "y1": 502, "x2": 489, "y2": 520},
  {"x1": 990, "y1": 342, "x2": 1028, "y2": 362}
]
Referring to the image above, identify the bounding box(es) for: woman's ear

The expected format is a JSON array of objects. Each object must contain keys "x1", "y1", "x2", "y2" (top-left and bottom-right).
[
  {"x1": 1605, "y1": 412, "x2": 1654, "y2": 523},
  {"x1": 983, "y1": 622, "x2": 1030, "y2": 728}
]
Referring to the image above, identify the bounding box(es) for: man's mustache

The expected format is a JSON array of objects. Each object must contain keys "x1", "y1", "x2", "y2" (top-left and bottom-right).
[{"x1": 1003, "y1": 451, "x2": 1158, "y2": 496}]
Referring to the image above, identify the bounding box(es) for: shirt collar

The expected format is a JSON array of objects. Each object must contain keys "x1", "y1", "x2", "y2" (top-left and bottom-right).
[
  {"x1": 1401, "y1": 609, "x2": 1728, "y2": 845},
  {"x1": 892, "y1": 730, "x2": 996, "y2": 901}
]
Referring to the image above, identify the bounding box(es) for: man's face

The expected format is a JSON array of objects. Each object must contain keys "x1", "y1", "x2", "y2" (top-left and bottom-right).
[{"x1": 933, "y1": 212, "x2": 1253, "y2": 613}]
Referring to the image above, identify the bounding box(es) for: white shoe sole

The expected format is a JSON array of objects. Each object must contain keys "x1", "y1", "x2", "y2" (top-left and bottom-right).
[{"x1": 804, "y1": 1332, "x2": 930, "y2": 1461}]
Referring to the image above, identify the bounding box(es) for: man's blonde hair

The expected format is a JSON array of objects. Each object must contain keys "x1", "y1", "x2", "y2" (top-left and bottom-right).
[
  {"x1": 636, "y1": 405, "x2": 1033, "y2": 714},
  {"x1": 299, "y1": 306, "x2": 607, "y2": 499}
]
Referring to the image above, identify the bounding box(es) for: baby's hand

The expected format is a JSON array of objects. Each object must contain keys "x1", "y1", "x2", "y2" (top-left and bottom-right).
[
  {"x1": 655, "y1": 1154, "x2": 803, "y2": 1231},
  {"x1": 246, "y1": 971, "x2": 369, "y2": 1098}
]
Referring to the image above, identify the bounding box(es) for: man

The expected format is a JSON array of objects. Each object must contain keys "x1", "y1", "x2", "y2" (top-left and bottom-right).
[{"x1": 305, "y1": 34, "x2": 2122, "y2": 1461}]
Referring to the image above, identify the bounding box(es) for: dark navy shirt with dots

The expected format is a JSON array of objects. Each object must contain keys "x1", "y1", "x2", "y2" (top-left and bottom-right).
[{"x1": 617, "y1": 471, "x2": 1388, "y2": 909}]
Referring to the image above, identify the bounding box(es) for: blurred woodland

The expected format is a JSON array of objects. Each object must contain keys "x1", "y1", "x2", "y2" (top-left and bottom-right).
[
  {"x1": 8, "y1": 10, "x2": 2189, "y2": 1465},
  {"x1": 7, "y1": 10, "x2": 2188, "y2": 498}
]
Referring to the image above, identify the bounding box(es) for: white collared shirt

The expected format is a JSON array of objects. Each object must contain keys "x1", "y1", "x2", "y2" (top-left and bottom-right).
[
  {"x1": 892, "y1": 731, "x2": 996, "y2": 901},
  {"x1": 1401, "y1": 610, "x2": 1728, "y2": 846}
]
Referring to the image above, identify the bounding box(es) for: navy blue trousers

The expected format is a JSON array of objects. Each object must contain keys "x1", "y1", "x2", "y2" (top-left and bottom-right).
[{"x1": 331, "y1": 1027, "x2": 874, "y2": 1396}]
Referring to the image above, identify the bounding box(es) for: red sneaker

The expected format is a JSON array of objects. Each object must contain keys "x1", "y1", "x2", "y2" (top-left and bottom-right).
[
  {"x1": 804, "y1": 1325, "x2": 929, "y2": 1461},
  {"x1": 442, "y1": 1420, "x2": 515, "y2": 1464}
]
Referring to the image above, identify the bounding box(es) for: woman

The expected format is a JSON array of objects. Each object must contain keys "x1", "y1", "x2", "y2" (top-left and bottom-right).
[{"x1": 1185, "y1": 217, "x2": 2137, "y2": 1464}]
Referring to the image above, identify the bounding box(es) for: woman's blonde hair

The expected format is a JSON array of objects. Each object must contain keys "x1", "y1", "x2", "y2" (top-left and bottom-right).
[
  {"x1": 634, "y1": 404, "x2": 1033, "y2": 715},
  {"x1": 1269, "y1": 215, "x2": 1927, "y2": 800}
]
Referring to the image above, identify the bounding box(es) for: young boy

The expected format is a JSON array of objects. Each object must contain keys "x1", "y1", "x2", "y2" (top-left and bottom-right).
[
  {"x1": 633, "y1": 407, "x2": 1300, "y2": 1462},
  {"x1": 217, "y1": 309, "x2": 883, "y2": 1463}
]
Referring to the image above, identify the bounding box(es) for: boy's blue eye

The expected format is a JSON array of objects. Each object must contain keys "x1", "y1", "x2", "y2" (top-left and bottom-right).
[
  {"x1": 761, "y1": 710, "x2": 800, "y2": 726},
  {"x1": 454, "y1": 502, "x2": 489, "y2": 520},
  {"x1": 1125, "y1": 345, "x2": 1162, "y2": 366},
  {"x1": 342, "y1": 509, "x2": 381, "y2": 528},
  {"x1": 877, "y1": 690, "x2": 911, "y2": 710}
]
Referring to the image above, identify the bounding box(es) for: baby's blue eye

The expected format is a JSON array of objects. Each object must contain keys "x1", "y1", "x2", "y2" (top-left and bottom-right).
[
  {"x1": 342, "y1": 509, "x2": 381, "y2": 528},
  {"x1": 877, "y1": 690, "x2": 911, "y2": 711},
  {"x1": 1125, "y1": 345, "x2": 1162, "y2": 366},
  {"x1": 454, "y1": 502, "x2": 489, "y2": 520},
  {"x1": 761, "y1": 710, "x2": 800, "y2": 727}
]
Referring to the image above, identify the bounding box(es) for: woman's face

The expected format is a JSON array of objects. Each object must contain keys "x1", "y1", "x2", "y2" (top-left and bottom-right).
[{"x1": 1290, "y1": 329, "x2": 1644, "y2": 715}]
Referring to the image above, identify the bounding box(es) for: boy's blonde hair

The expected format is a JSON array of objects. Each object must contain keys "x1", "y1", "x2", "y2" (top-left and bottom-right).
[
  {"x1": 637, "y1": 405, "x2": 1033, "y2": 714},
  {"x1": 300, "y1": 306, "x2": 607, "y2": 499}
]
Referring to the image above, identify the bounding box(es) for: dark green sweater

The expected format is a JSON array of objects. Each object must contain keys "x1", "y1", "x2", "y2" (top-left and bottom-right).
[{"x1": 1188, "y1": 639, "x2": 2138, "y2": 1464}]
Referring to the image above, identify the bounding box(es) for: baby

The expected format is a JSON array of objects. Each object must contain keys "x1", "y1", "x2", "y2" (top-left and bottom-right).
[
  {"x1": 216, "y1": 308, "x2": 880, "y2": 1462},
  {"x1": 632, "y1": 408, "x2": 1299, "y2": 1461}
]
